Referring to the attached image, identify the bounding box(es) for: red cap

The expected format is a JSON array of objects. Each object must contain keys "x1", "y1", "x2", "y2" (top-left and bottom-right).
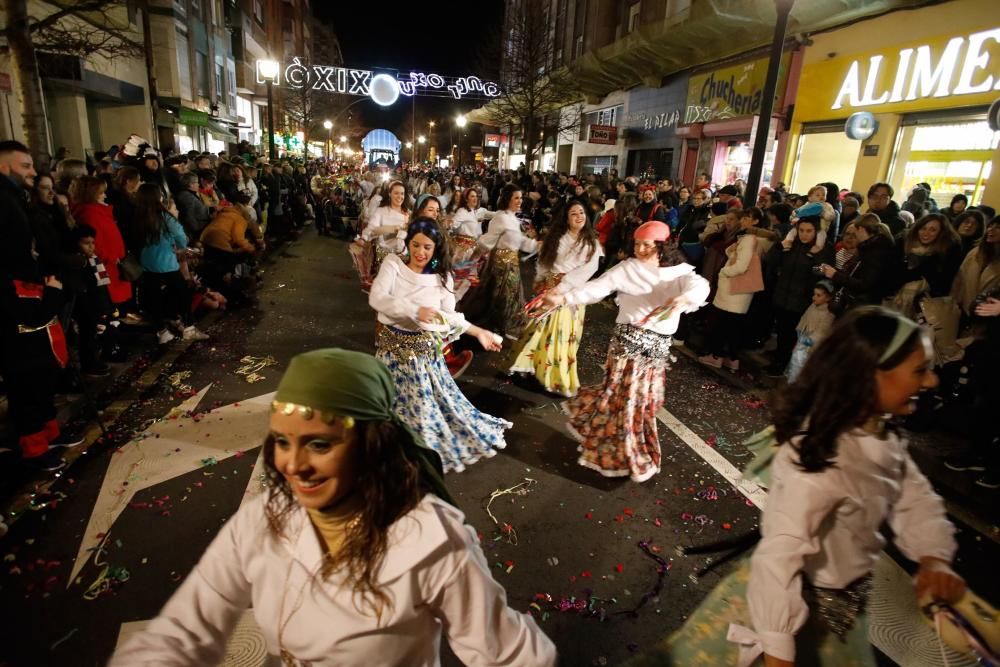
[{"x1": 634, "y1": 221, "x2": 671, "y2": 242}]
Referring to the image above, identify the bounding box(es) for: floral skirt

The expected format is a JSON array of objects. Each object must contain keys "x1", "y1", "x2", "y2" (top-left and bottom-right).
[
  {"x1": 507, "y1": 304, "x2": 586, "y2": 397},
  {"x1": 463, "y1": 247, "x2": 523, "y2": 337},
  {"x1": 625, "y1": 560, "x2": 875, "y2": 667},
  {"x1": 564, "y1": 324, "x2": 672, "y2": 483},
  {"x1": 375, "y1": 324, "x2": 511, "y2": 473}
]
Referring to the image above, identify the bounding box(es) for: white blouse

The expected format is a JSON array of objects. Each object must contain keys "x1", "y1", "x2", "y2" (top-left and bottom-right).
[
  {"x1": 110, "y1": 494, "x2": 556, "y2": 667},
  {"x1": 562, "y1": 259, "x2": 710, "y2": 336},
  {"x1": 478, "y1": 211, "x2": 538, "y2": 254},
  {"x1": 369, "y1": 254, "x2": 469, "y2": 333},
  {"x1": 363, "y1": 207, "x2": 407, "y2": 253},
  {"x1": 450, "y1": 207, "x2": 494, "y2": 239},
  {"x1": 537, "y1": 234, "x2": 603, "y2": 293},
  {"x1": 741, "y1": 430, "x2": 957, "y2": 664}
]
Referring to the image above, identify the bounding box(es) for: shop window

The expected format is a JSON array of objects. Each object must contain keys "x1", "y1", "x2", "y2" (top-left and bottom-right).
[
  {"x1": 890, "y1": 120, "x2": 998, "y2": 207},
  {"x1": 716, "y1": 138, "x2": 777, "y2": 187},
  {"x1": 577, "y1": 155, "x2": 618, "y2": 178},
  {"x1": 791, "y1": 131, "x2": 858, "y2": 195},
  {"x1": 628, "y1": 3, "x2": 641, "y2": 33}
]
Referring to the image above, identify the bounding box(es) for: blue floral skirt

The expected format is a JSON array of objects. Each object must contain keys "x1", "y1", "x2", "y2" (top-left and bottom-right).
[{"x1": 375, "y1": 324, "x2": 511, "y2": 473}]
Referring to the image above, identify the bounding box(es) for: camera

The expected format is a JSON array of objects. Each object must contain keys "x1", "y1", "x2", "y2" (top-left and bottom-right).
[{"x1": 811, "y1": 265, "x2": 825, "y2": 276}]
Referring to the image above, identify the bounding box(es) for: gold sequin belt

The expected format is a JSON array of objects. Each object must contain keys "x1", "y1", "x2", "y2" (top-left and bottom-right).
[
  {"x1": 492, "y1": 247, "x2": 519, "y2": 266},
  {"x1": 533, "y1": 273, "x2": 564, "y2": 294},
  {"x1": 375, "y1": 323, "x2": 437, "y2": 361},
  {"x1": 803, "y1": 574, "x2": 872, "y2": 640},
  {"x1": 451, "y1": 234, "x2": 477, "y2": 249}
]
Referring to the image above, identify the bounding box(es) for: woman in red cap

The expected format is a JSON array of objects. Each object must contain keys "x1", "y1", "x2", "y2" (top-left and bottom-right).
[{"x1": 539, "y1": 221, "x2": 709, "y2": 482}]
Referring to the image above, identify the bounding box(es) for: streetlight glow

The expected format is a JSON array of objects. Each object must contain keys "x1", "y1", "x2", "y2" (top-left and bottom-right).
[
  {"x1": 323, "y1": 120, "x2": 333, "y2": 129},
  {"x1": 455, "y1": 114, "x2": 467, "y2": 128},
  {"x1": 339, "y1": 135, "x2": 347, "y2": 143},
  {"x1": 417, "y1": 135, "x2": 426, "y2": 144},
  {"x1": 405, "y1": 141, "x2": 413, "y2": 148},
  {"x1": 258, "y1": 59, "x2": 280, "y2": 81}
]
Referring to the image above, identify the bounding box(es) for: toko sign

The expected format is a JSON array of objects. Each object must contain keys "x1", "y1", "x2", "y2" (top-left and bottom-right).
[
  {"x1": 256, "y1": 58, "x2": 501, "y2": 103},
  {"x1": 831, "y1": 28, "x2": 1000, "y2": 110}
]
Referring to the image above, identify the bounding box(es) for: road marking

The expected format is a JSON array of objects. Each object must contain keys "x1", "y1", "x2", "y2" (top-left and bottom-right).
[{"x1": 657, "y1": 408, "x2": 768, "y2": 509}]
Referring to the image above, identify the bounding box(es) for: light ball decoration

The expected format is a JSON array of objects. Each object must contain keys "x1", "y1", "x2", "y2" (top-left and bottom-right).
[{"x1": 369, "y1": 73, "x2": 400, "y2": 107}]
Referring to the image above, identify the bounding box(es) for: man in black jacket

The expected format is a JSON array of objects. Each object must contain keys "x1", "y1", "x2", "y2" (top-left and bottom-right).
[
  {"x1": 0, "y1": 141, "x2": 83, "y2": 472},
  {"x1": 866, "y1": 182, "x2": 906, "y2": 237}
]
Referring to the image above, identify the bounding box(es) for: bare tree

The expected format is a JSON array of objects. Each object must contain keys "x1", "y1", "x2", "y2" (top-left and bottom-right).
[
  {"x1": 2, "y1": 0, "x2": 143, "y2": 166},
  {"x1": 480, "y1": 0, "x2": 582, "y2": 171},
  {"x1": 280, "y1": 79, "x2": 349, "y2": 159}
]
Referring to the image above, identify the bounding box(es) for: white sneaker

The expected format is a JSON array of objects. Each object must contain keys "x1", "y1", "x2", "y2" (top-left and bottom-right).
[
  {"x1": 182, "y1": 326, "x2": 210, "y2": 341},
  {"x1": 157, "y1": 328, "x2": 176, "y2": 344}
]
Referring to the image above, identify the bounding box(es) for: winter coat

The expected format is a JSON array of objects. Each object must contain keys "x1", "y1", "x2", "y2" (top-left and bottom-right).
[
  {"x1": 770, "y1": 240, "x2": 832, "y2": 314},
  {"x1": 714, "y1": 233, "x2": 760, "y2": 315},
  {"x1": 898, "y1": 243, "x2": 963, "y2": 298},
  {"x1": 71, "y1": 202, "x2": 132, "y2": 304},
  {"x1": 831, "y1": 233, "x2": 897, "y2": 306},
  {"x1": 140, "y1": 213, "x2": 189, "y2": 274},
  {"x1": 176, "y1": 189, "x2": 211, "y2": 235},
  {"x1": 200, "y1": 207, "x2": 255, "y2": 254},
  {"x1": 951, "y1": 249, "x2": 1000, "y2": 316},
  {"x1": 871, "y1": 201, "x2": 906, "y2": 237}
]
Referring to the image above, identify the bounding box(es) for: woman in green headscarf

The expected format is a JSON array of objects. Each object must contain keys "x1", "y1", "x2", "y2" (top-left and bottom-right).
[{"x1": 111, "y1": 348, "x2": 556, "y2": 667}]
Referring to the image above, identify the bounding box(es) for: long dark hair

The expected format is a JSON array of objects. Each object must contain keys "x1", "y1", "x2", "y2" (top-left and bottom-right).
[
  {"x1": 904, "y1": 213, "x2": 960, "y2": 255},
  {"x1": 538, "y1": 199, "x2": 598, "y2": 269},
  {"x1": 135, "y1": 182, "x2": 167, "y2": 245},
  {"x1": 404, "y1": 217, "x2": 452, "y2": 286},
  {"x1": 771, "y1": 306, "x2": 926, "y2": 472},
  {"x1": 262, "y1": 419, "x2": 432, "y2": 618},
  {"x1": 379, "y1": 180, "x2": 411, "y2": 213},
  {"x1": 497, "y1": 183, "x2": 522, "y2": 211}
]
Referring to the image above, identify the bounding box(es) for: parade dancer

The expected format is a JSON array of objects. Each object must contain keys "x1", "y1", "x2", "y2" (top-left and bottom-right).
[
  {"x1": 112, "y1": 348, "x2": 556, "y2": 666},
  {"x1": 508, "y1": 199, "x2": 601, "y2": 396},
  {"x1": 449, "y1": 188, "x2": 494, "y2": 266},
  {"x1": 361, "y1": 179, "x2": 409, "y2": 280},
  {"x1": 539, "y1": 221, "x2": 709, "y2": 482},
  {"x1": 369, "y1": 218, "x2": 510, "y2": 473},
  {"x1": 462, "y1": 183, "x2": 537, "y2": 338},
  {"x1": 628, "y1": 308, "x2": 965, "y2": 667}
]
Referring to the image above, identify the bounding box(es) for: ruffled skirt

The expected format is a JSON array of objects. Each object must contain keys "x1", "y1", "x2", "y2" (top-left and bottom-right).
[
  {"x1": 375, "y1": 324, "x2": 510, "y2": 473},
  {"x1": 564, "y1": 324, "x2": 672, "y2": 482},
  {"x1": 507, "y1": 304, "x2": 586, "y2": 397}
]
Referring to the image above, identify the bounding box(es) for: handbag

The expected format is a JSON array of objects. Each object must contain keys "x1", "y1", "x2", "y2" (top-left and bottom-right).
[
  {"x1": 118, "y1": 253, "x2": 144, "y2": 282},
  {"x1": 730, "y1": 238, "x2": 764, "y2": 294},
  {"x1": 830, "y1": 261, "x2": 860, "y2": 317}
]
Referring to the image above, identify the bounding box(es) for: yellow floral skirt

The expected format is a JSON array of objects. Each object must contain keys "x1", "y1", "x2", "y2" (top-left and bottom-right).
[{"x1": 506, "y1": 304, "x2": 586, "y2": 397}]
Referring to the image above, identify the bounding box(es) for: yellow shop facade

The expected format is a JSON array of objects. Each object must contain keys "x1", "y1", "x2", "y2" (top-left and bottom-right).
[{"x1": 783, "y1": 0, "x2": 1000, "y2": 208}]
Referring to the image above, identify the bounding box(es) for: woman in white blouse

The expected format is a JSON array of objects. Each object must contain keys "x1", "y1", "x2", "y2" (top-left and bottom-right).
[
  {"x1": 508, "y1": 200, "x2": 602, "y2": 396},
  {"x1": 369, "y1": 218, "x2": 510, "y2": 473},
  {"x1": 111, "y1": 348, "x2": 556, "y2": 667},
  {"x1": 362, "y1": 180, "x2": 409, "y2": 278},
  {"x1": 462, "y1": 183, "x2": 537, "y2": 337},
  {"x1": 630, "y1": 307, "x2": 966, "y2": 667},
  {"x1": 540, "y1": 221, "x2": 710, "y2": 482}
]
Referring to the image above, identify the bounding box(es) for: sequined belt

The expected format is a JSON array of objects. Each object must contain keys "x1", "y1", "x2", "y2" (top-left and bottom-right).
[
  {"x1": 17, "y1": 316, "x2": 60, "y2": 334},
  {"x1": 492, "y1": 247, "x2": 519, "y2": 266},
  {"x1": 533, "y1": 273, "x2": 564, "y2": 295},
  {"x1": 803, "y1": 574, "x2": 872, "y2": 640},
  {"x1": 375, "y1": 323, "x2": 437, "y2": 361},
  {"x1": 452, "y1": 234, "x2": 477, "y2": 249},
  {"x1": 609, "y1": 323, "x2": 673, "y2": 361}
]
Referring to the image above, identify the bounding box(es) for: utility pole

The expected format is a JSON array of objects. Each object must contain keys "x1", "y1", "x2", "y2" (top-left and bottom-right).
[
  {"x1": 139, "y1": 0, "x2": 159, "y2": 150},
  {"x1": 744, "y1": 0, "x2": 794, "y2": 207}
]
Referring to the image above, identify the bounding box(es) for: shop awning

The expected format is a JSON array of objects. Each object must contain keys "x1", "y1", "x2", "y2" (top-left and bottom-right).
[{"x1": 206, "y1": 119, "x2": 237, "y2": 143}]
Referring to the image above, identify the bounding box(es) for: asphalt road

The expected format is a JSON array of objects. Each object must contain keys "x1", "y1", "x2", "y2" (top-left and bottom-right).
[{"x1": 0, "y1": 228, "x2": 995, "y2": 667}]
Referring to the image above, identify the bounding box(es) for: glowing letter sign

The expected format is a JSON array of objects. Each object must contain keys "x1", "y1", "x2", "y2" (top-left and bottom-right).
[
  {"x1": 258, "y1": 59, "x2": 502, "y2": 105},
  {"x1": 831, "y1": 28, "x2": 1000, "y2": 110}
]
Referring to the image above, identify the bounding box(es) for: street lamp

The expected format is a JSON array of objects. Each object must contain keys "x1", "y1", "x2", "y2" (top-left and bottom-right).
[
  {"x1": 258, "y1": 59, "x2": 280, "y2": 160},
  {"x1": 340, "y1": 135, "x2": 347, "y2": 143},
  {"x1": 323, "y1": 119, "x2": 333, "y2": 161},
  {"x1": 454, "y1": 115, "x2": 467, "y2": 167},
  {"x1": 405, "y1": 141, "x2": 413, "y2": 164}
]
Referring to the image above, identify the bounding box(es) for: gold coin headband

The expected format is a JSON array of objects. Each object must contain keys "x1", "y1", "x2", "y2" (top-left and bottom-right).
[{"x1": 270, "y1": 401, "x2": 355, "y2": 429}]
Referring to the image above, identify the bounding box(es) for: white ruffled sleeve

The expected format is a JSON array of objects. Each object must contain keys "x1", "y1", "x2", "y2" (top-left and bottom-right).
[
  {"x1": 369, "y1": 256, "x2": 420, "y2": 322},
  {"x1": 890, "y1": 452, "x2": 957, "y2": 564}
]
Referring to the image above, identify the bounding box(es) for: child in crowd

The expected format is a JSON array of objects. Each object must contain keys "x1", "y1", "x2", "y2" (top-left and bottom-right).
[
  {"x1": 786, "y1": 185, "x2": 837, "y2": 253},
  {"x1": 785, "y1": 280, "x2": 835, "y2": 382},
  {"x1": 72, "y1": 224, "x2": 118, "y2": 375}
]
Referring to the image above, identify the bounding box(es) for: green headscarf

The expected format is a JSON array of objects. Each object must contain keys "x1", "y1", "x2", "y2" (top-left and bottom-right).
[{"x1": 274, "y1": 348, "x2": 455, "y2": 506}]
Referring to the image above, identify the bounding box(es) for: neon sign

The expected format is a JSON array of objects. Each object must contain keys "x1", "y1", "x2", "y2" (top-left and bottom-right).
[
  {"x1": 832, "y1": 28, "x2": 1000, "y2": 110},
  {"x1": 256, "y1": 58, "x2": 502, "y2": 103}
]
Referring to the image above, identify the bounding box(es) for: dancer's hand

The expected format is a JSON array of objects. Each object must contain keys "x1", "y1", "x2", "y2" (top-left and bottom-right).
[
  {"x1": 417, "y1": 307, "x2": 439, "y2": 323},
  {"x1": 541, "y1": 292, "x2": 565, "y2": 310},
  {"x1": 469, "y1": 326, "x2": 502, "y2": 351},
  {"x1": 915, "y1": 557, "x2": 966, "y2": 604}
]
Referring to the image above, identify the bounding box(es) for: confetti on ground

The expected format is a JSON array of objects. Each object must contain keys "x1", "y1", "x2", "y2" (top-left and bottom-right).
[
  {"x1": 483, "y1": 478, "x2": 537, "y2": 545},
  {"x1": 235, "y1": 355, "x2": 277, "y2": 383}
]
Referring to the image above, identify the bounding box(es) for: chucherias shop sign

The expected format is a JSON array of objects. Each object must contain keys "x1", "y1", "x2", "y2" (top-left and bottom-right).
[{"x1": 256, "y1": 58, "x2": 501, "y2": 105}]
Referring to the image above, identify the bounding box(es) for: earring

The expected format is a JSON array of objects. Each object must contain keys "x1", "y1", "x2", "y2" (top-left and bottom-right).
[{"x1": 430, "y1": 258, "x2": 439, "y2": 269}]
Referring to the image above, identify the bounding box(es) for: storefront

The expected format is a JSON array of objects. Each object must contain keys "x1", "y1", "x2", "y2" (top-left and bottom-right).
[
  {"x1": 786, "y1": 0, "x2": 1000, "y2": 206},
  {"x1": 622, "y1": 74, "x2": 689, "y2": 181},
  {"x1": 678, "y1": 52, "x2": 792, "y2": 188}
]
